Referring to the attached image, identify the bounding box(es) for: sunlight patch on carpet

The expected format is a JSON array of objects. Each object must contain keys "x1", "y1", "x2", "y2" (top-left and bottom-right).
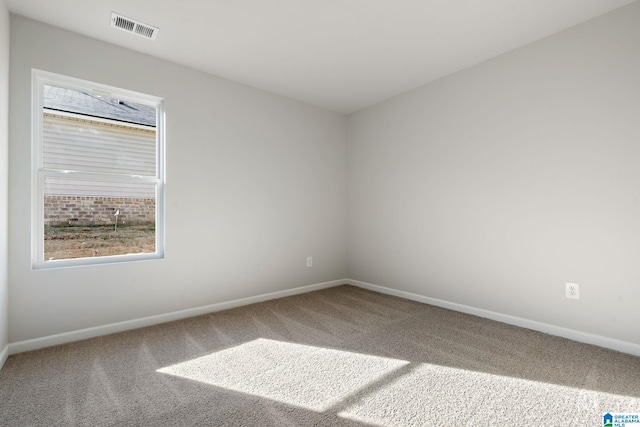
[
  {"x1": 337, "y1": 363, "x2": 640, "y2": 426},
  {"x1": 157, "y1": 338, "x2": 409, "y2": 412}
]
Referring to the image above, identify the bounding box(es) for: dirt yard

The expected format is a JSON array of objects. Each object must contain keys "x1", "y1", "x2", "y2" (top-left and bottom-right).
[{"x1": 44, "y1": 225, "x2": 156, "y2": 261}]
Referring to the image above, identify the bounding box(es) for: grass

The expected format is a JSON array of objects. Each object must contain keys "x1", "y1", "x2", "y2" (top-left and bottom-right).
[{"x1": 44, "y1": 224, "x2": 156, "y2": 261}]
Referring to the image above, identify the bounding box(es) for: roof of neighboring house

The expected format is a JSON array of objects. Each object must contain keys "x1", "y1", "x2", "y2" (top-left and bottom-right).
[{"x1": 43, "y1": 85, "x2": 156, "y2": 127}]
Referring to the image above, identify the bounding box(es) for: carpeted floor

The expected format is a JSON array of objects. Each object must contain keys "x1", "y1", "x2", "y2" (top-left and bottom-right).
[{"x1": 1, "y1": 285, "x2": 639, "y2": 426}]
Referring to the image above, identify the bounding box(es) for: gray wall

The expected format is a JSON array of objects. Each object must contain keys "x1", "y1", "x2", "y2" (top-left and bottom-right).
[
  {"x1": 9, "y1": 16, "x2": 347, "y2": 342},
  {"x1": 6, "y1": 3, "x2": 640, "y2": 351},
  {"x1": 0, "y1": 0, "x2": 9, "y2": 359},
  {"x1": 347, "y1": 2, "x2": 640, "y2": 345}
]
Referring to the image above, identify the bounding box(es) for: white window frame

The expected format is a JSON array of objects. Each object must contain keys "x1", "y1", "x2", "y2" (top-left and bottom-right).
[{"x1": 32, "y1": 69, "x2": 165, "y2": 269}]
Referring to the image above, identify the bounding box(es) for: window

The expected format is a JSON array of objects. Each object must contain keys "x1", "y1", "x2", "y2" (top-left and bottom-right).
[{"x1": 32, "y1": 70, "x2": 165, "y2": 268}]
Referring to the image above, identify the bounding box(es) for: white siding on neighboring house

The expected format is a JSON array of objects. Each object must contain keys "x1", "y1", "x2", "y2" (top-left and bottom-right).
[
  {"x1": 43, "y1": 177, "x2": 155, "y2": 198},
  {"x1": 43, "y1": 113, "x2": 156, "y2": 198}
]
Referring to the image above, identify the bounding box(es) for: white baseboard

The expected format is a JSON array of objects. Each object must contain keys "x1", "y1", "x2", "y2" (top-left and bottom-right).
[
  {"x1": 10, "y1": 278, "x2": 639, "y2": 358},
  {"x1": 348, "y1": 279, "x2": 640, "y2": 357},
  {"x1": 9, "y1": 279, "x2": 347, "y2": 355},
  {"x1": 0, "y1": 344, "x2": 8, "y2": 371}
]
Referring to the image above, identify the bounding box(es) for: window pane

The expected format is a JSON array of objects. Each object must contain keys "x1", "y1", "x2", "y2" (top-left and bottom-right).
[
  {"x1": 43, "y1": 175, "x2": 156, "y2": 261},
  {"x1": 34, "y1": 71, "x2": 164, "y2": 268},
  {"x1": 43, "y1": 85, "x2": 157, "y2": 176}
]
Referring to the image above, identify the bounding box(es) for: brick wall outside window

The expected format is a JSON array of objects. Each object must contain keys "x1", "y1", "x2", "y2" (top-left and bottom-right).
[{"x1": 44, "y1": 196, "x2": 155, "y2": 227}]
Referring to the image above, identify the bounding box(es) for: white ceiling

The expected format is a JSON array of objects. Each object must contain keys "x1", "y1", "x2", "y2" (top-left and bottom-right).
[{"x1": 5, "y1": 0, "x2": 638, "y2": 113}]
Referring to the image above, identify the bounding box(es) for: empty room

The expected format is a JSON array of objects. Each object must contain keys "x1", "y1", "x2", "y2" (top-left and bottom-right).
[{"x1": 1, "y1": 0, "x2": 639, "y2": 425}]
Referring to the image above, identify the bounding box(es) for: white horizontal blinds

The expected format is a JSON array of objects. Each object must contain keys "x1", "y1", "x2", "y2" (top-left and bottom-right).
[
  {"x1": 44, "y1": 176, "x2": 156, "y2": 198},
  {"x1": 43, "y1": 114, "x2": 156, "y2": 177}
]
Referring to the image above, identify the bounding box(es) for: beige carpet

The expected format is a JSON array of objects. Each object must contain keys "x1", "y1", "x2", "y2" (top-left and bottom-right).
[{"x1": 1, "y1": 285, "x2": 639, "y2": 426}]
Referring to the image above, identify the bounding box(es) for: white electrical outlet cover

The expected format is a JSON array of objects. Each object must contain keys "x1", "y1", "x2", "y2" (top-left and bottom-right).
[{"x1": 565, "y1": 282, "x2": 580, "y2": 299}]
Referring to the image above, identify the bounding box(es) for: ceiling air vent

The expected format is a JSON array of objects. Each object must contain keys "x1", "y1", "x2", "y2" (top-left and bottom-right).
[{"x1": 110, "y1": 12, "x2": 158, "y2": 41}]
